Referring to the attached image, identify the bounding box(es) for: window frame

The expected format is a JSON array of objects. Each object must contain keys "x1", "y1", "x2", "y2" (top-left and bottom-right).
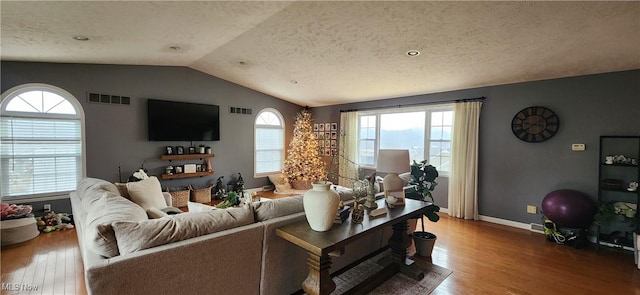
[
  {"x1": 1, "y1": 83, "x2": 86, "y2": 202},
  {"x1": 356, "y1": 104, "x2": 454, "y2": 176},
  {"x1": 253, "y1": 108, "x2": 285, "y2": 178}
]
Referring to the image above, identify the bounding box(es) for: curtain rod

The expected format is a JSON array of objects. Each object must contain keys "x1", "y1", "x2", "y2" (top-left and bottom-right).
[{"x1": 339, "y1": 96, "x2": 485, "y2": 113}]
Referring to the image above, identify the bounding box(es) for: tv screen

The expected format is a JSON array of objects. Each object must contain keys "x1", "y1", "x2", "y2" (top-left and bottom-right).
[{"x1": 148, "y1": 99, "x2": 220, "y2": 141}]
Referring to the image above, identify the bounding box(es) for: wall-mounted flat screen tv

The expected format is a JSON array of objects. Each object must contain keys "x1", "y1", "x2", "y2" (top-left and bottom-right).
[{"x1": 148, "y1": 99, "x2": 220, "y2": 141}]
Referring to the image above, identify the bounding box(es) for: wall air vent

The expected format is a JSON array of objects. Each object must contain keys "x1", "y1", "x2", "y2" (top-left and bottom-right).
[
  {"x1": 229, "y1": 106, "x2": 252, "y2": 115},
  {"x1": 87, "y1": 92, "x2": 131, "y2": 105}
]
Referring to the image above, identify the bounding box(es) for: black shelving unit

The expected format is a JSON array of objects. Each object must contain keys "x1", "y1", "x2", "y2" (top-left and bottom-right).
[{"x1": 596, "y1": 136, "x2": 639, "y2": 254}]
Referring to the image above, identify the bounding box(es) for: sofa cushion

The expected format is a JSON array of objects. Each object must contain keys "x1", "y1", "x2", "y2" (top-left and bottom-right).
[
  {"x1": 85, "y1": 191, "x2": 148, "y2": 258},
  {"x1": 112, "y1": 204, "x2": 254, "y2": 254},
  {"x1": 126, "y1": 176, "x2": 167, "y2": 210},
  {"x1": 77, "y1": 178, "x2": 120, "y2": 208},
  {"x1": 252, "y1": 196, "x2": 304, "y2": 221},
  {"x1": 114, "y1": 182, "x2": 130, "y2": 199}
]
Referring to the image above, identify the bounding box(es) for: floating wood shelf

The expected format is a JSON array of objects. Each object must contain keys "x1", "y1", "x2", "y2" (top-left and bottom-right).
[
  {"x1": 161, "y1": 171, "x2": 214, "y2": 180},
  {"x1": 161, "y1": 154, "x2": 214, "y2": 161}
]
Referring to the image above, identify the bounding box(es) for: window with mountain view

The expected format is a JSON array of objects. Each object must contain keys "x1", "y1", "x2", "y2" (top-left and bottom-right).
[{"x1": 357, "y1": 105, "x2": 453, "y2": 175}]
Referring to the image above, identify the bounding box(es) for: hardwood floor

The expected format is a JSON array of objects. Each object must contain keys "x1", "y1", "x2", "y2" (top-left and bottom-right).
[{"x1": 1, "y1": 215, "x2": 638, "y2": 295}]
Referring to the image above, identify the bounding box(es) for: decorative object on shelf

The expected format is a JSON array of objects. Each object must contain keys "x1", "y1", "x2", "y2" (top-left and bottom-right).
[
  {"x1": 511, "y1": 106, "x2": 559, "y2": 143},
  {"x1": 176, "y1": 146, "x2": 184, "y2": 155},
  {"x1": 606, "y1": 154, "x2": 638, "y2": 165},
  {"x1": 377, "y1": 149, "x2": 410, "y2": 192},
  {"x1": 405, "y1": 159, "x2": 440, "y2": 256},
  {"x1": 351, "y1": 198, "x2": 364, "y2": 224},
  {"x1": 628, "y1": 182, "x2": 638, "y2": 192},
  {"x1": 188, "y1": 146, "x2": 196, "y2": 154},
  {"x1": 206, "y1": 158, "x2": 212, "y2": 172},
  {"x1": 166, "y1": 187, "x2": 189, "y2": 207},
  {"x1": 198, "y1": 145, "x2": 205, "y2": 154},
  {"x1": 603, "y1": 179, "x2": 624, "y2": 190},
  {"x1": 303, "y1": 181, "x2": 340, "y2": 232},
  {"x1": 283, "y1": 109, "x2": 326, "y2": 190},
  {"x1": 189, "y1": 184, "x2": 212, "y2": 203},
  {"x1": 206, "y1": 146, "x2": 212, "y2": 154},
  {"x1": 175, "y1": 166, "x2": 183, "y2": 174},
  {"x1": 165, "y1": 166, "x2": 174, "y2": 175},
  {"x1": 184, "y1": 164, "x2": 197, "y2": 173},
  {"x1": 165, "y1": 146, "x2": 174, "y2": 155}
]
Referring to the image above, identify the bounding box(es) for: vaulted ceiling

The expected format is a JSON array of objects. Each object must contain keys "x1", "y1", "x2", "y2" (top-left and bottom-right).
[{"x1": 2, "y1": 1, "x2": 638, "y2": 107}]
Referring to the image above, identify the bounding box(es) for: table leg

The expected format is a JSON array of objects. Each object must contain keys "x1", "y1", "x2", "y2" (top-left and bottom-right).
[
  {"x1": 303, "y1": 252, "x2": 336, "y2": 295},
  {"x1": 388, "y1": 220, "x2": 425, "y2": 280}
]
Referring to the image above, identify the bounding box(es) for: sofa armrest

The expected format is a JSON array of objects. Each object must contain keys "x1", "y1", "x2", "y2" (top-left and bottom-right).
[{"x1": 162, "y1": 192, "x2": 172, "y2": 207}]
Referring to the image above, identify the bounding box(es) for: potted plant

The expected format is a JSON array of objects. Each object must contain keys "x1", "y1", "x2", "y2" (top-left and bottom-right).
[{"x1": 405, "y1": 160, "x2": 439, "y2": 256}]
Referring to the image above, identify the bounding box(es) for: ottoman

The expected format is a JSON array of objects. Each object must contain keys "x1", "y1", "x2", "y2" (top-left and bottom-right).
[{"x1": 1, "y1": 217, "x2": 40, "y2": 246}]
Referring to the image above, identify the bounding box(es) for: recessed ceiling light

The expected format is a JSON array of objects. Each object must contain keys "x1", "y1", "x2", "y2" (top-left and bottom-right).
[
  {"x1": 72, "y1": 36, "x2": 90, "y2": 41},
  {"x1": 406, "y1": 50, "x2": 421, "y2": 57}
]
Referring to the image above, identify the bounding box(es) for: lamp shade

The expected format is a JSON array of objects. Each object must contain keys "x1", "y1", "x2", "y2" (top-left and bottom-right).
[{"x1": 377, "y1": 149, "x2": 410, "y2": 174}]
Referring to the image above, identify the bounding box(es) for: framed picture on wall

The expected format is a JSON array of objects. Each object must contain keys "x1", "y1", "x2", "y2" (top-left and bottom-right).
[
  {"x1": 331, "y1": 131, "x2": 337, "y2": 140},
  {"x1": 324, "y1": 148, "x2": 331, "y2": 156},
  {"x1": 319, "y1": 123, "x2": 324, "y2": 131},
  {"x1": 331, "y1": 123, "x2": 337, "y2": 131},
  {"x1": 331, "y1": 140, "x2": 337, "y2": 148},
  {"x1": 331, "y1": 148, "x2": 337, "y2": 156},
  {"x1": 324, "y1": 123, "x2": 330, "y2": 131},
  {"x1": 313, "y1": 124, "x2": 318, "y2": 131}
]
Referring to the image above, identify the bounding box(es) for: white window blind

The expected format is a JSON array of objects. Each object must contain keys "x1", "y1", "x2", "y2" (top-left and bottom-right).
[
  {"x1": 1, "y1": 85, "x2": 84, "y2": 199},
  {"x1": 255, "y1": 109, "x2": 284, "y2": 176},
  {"x1": 1, "y1": 117, "x2": 81, "y2": 197}
]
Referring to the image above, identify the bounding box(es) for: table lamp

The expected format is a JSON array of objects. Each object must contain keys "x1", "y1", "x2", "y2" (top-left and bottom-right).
[{"x1": 377, "y1": 149, "x2": 410, "y2": 192}]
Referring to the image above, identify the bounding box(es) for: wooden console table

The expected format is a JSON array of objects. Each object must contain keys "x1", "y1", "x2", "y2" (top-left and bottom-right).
[{"x1": 275, "y1": 198, "x2": 429, "y2": 295}]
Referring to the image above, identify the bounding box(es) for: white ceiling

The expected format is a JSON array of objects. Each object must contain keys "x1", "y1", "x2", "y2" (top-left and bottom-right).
[{"x1": 2, "y1": 1, "x2": 639, "y2": 107}]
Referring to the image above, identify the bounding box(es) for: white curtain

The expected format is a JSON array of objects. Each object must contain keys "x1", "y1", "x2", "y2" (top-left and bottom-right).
[
  {"x1": 448, "y1": 101, "x2": 482, "y2": 220},
  {"x1": 339, "y1": 112, "x2": 359, "y2": 187}
]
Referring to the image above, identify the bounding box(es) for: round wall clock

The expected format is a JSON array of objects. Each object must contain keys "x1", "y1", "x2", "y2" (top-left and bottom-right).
[{"x1": 511, "y1": 106, "x2": 559, "y2": 143}]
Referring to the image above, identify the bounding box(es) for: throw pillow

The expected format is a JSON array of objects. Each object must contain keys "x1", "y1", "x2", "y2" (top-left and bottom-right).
[
  {"x1": 252, "y1": 195, "x2": 303, "y2": 221},
  {"x1": 112, "y1": 204, "x2": 254, "y2": 254},
  {"x1": 126, "y1": 176, "x2": 167, "y2": 210},
  {"x1": 268, "y1": 173, "x2": 292, "y2": 192},
  {"x1": 84, "y1": 191, "x2": 148, "y2": 258},
  {"x1": 187, "y1": 201, "x2": 216, "y2": 213}
]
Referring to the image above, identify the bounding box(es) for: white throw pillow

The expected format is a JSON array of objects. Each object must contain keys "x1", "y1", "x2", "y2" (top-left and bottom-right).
[
  {"x1": 268, "y1": 173, "x2": 292, "y2": 192},
  {"x1": 126, "y1": 176, "x2": 167, "y2": 210},
  {"x1": 187, "y1": 201, "x2": 216, "y2": 213}
]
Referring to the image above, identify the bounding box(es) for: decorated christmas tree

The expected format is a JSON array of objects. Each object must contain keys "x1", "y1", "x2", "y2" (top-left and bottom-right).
[{"x1": 283, "y1": 109, "x2": 326, "y2": 189}]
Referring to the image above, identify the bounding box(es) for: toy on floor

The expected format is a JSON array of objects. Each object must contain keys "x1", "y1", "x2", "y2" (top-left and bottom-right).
[
  {"x1": 37, "y1": 211, "x2": 74, "y2": 232},
  {"x1": 1, "y1": 202, "x2": 33, "y2": 220}
]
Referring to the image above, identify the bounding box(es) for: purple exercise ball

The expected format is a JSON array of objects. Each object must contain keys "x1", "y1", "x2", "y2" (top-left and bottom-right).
[{"x1": 541, "y1": 189, "x2": 596, "y2": 228}]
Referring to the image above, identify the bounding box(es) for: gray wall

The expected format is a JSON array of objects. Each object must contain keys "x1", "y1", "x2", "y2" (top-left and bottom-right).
[
  {"x1": 2, "y1": 61, "x2": 304, "y2": 213},
  {"x1": 312, "y1": 70, "x2": 640, "y2": 225}
]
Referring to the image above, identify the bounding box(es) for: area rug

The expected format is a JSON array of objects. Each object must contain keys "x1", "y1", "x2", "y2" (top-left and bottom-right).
[{"x1": 331, "y1": 250, "x2": 452, "y2": 294}]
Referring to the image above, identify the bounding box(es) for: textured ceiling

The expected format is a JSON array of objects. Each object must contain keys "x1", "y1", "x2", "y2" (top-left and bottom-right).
[{"x1": 2, "y1": 1, "x2": 639, "y2": 107}]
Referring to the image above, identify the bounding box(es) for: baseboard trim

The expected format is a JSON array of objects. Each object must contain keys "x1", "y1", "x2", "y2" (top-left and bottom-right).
[{"x1": 478, "y1": 215, "x2": 544, "y2": 235}]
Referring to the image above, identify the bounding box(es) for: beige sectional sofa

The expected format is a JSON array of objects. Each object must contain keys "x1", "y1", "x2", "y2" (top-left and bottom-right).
[{"x1": 71, "y1": 178, "x2": 390, "y2": 295}]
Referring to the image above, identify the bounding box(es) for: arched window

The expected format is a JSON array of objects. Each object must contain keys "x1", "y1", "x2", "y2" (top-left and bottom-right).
[
  {"x1": 254, "y1": 108, "x2": 284, "y2": 177},
  {"x1": 1, "y1": 84, "x2": 85, "y2": 200}
]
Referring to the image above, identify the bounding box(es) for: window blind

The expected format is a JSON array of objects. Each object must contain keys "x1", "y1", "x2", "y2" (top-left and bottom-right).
[
  {"x1": 255, "y1": 127, "x2": 283, "y2": 174},
  {"x1": 1, "y1": 117, "x2": 81, "y2": 197}
]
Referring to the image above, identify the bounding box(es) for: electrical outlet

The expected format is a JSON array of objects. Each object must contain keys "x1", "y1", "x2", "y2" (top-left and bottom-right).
[
  {"x1": 44, "y1": 204, "x2": 51, "y2": 212},
  {"x1": 526, "y1": 205, "x2": 537, "y2": 214}
]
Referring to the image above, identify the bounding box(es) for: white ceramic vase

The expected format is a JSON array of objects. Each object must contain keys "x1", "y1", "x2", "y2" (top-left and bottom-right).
[{"x1": 303, "y1": 181, "x2": 340, "y2": 232}]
